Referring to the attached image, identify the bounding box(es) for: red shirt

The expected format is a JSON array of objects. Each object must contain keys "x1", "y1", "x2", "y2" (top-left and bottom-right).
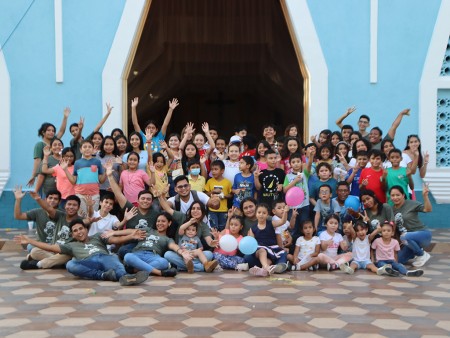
[
  {"x1": 239, "y1": 149, "x2": 256, "y2": 159},
  {"x1": 359, "y1": 167, "x2": 386, "y2": 203}
]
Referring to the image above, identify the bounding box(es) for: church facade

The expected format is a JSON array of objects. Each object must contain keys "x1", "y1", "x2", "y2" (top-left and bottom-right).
[{"x1": 1, "y1": 0, "x2": 449, "y2": 219}]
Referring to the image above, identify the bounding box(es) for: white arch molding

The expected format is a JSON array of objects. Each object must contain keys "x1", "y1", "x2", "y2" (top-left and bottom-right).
[
  {"x1": 0, "y1": 46, "x2": 11, "y2": 196},
  {"x1": 419, "y1": 0, "x2": 450, "y2": 203},
  {"x1": 102, "y1": 0, "x2": 328, "y2": 139}
]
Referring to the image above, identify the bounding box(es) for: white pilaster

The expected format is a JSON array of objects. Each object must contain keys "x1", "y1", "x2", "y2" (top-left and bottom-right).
[
  {"x1": 370, "y1": 0, "x2": 378, "y2": 83},
  {"x1": 0, "y1": 46, "x2": 11, "y2": 196},
  {"x1": 54, "y1": 0, "x2": 63, "y2": 83}
]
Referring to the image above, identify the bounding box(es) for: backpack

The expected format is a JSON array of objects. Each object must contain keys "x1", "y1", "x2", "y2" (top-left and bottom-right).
[{"x1": 174, "y1": 190, "x2": 201, "y2": 211}]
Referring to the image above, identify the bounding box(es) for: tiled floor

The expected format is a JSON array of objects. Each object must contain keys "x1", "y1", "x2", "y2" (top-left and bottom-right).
[{"x1": 1, "y1": 229, "x2": 450, "y2": 338}]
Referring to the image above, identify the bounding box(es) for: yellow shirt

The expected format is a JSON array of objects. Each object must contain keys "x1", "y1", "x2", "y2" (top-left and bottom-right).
[
  {"x1": 205, "y1": 177, "x2": 232, "y2": 212},
  {"x1": 188, "y1": 175, "x2": 206, "y2": 192}
]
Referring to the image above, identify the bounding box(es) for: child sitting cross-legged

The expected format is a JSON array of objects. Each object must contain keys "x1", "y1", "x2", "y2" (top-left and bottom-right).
[{"x1": 289, "y1": 220, "x2": 324, "y2": 271}]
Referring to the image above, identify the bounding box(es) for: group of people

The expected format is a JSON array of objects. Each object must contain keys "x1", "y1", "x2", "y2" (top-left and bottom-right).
[{"x1": 13, "y1": 99, "x2": 433, "y2": 285}]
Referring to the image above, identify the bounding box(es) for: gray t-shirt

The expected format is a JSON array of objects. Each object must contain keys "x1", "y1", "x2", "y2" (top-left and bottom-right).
[
  {"x1": 172, "y1": 211, "x2": 211, "y2": 243},
  {"x1": 123, "y1": 201, "x2": 158, "y2": 230},
  {"x1": 366, "y1": 204, "x2": 394, "y2": 232},
  {"x1": 133, "y1": 228, "x2": 175, "y2": 256},
  {"x1": 37, "y1": 156, "x2": 59, "y2": 196},
  {"x1": 59, "y1": 233, "x2": 109, "y2": 259},
  {"x1": 26, "y1": 208, "x2": 57, "y2": 243},
  {"x1": 179, "y1": 235, "x2": 202, "y2": 251},
  {"x1": 393, "y1": 200, "x2": 426, "y2": 232},
  {"x1": 53, "y1": 211, "x2": 73, "y2": 245}
]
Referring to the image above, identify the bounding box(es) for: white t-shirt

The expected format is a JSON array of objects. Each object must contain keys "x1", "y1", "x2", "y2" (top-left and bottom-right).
[
  {"x1": 318, "y1": 231, "x2": 343, "y2": 258},
  {"x1": 272, "y1": 215, "x2": 290, "y2": 235},
  {"x1": 295, "y1": 236, "x2": 321, "y2": 260},
  {"x1": 352, "y1": 235, "x2": 371, "y2": 261},
  {"x1": 167, "y1": 191, "x2": 210, "y2": 224},
  {"x1": 88, "y1": 211, "x2": 119, "y2": 236}
]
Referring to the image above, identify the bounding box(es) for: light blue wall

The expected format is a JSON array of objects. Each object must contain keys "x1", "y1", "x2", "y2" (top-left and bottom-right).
[
  {"x1": 308, "y1": 0, "x2": 441, "y2": 147},
  {"x1": 0, "y1": 0, "x2": 125, "y2": 190}
]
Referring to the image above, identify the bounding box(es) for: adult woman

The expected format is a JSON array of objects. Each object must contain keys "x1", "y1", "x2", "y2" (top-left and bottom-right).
[
  {"x1": 123, "y1": 132, "x2": 148, "y2": 171},
  {"x1": 239, "y1": 197, "x2": 259, "y2": 236},
  {"x1": 349, "y1": 138, "x2": 372, "y2": 167},
  {"x1": 359, "y1": 189, "x2": 394, "y2": 232},
  {"x1": 157, "y1": 196, "x2": 218, "y2": 272},
  {"x1": 390, "y1": 185, "x2": 432, "y2": 267}
]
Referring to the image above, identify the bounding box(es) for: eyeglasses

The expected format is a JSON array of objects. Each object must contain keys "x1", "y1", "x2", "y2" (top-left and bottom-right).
[
  {"x1": 358, "y1": 120, "x2": 369, "y2": 124},
  {"x1": 176, "y1": 184, "x2": 190, "y2": 189}
]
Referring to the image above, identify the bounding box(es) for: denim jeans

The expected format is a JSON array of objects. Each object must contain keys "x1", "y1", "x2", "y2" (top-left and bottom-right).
[
  {"x1": 289, "y1": 205, "x2": 310, "y2": 238},
  {"x1": 398, "y1": 230, "x2": 432, "y2": 264},
  {"x1": 124, "y1": 251, "x2": 169, "y2": 273},
  {"x1": 164, "y1": 250, "x2": 213, "y2": 272},
  {"x1": 118, "y1": 241, "x2": 138, "y2": 260},
  {"x1": 66, "y1": 253, "x2": 126, "y2": 280},
  {"x1": 209, "y1": 211, "x2": 227, "y2": 231},
  {"x1": 376, "y1": 259, "x2": 407, "y2": 275}
]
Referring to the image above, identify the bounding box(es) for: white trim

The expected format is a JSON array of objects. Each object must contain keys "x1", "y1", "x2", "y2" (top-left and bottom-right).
[
  {"x1": 0, "y1": 46, "x2": 11, "y2": 196},
  {"x1": 419, "y1": 0, "x2": 450, "y2": 203},
  {"x1": 54, "y1": 0, "x2": 63, "y2": 83},
  {"x1": 284, "y1": 0, "x2": 328, "y2": 138},
  {"x1": 370, "y1": 0, "x2": 378, "y2": 83},
  {"x1": 437, "y1": 77, "x2": 450, "y2": 89},
  {"x1": 102, "y1": 0, "x2": 147, "y2": 134}
]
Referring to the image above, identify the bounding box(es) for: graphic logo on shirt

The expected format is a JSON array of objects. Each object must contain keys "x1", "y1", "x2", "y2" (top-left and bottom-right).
[
  {"x1": 56, "y1": 225, "x2": 71, "y2": 244},
  {"x1": 84, "y1": 243, "x2": 100, "y2": 255},
  {"x1": 136, "y1": 219, "x2": 149, "y2": 229},
  {"x1": 261, "y1": 174, "x2": 280, "y2": 197},
  {"x1": 44, "y1": 221, "x2": 56, "y2": 243},
  {"x1": 371, "y1": 219, "x2": 380, "y2": 232},
  {"x1": 142, "y1": 234, "x2": 160, "y2": 248}
]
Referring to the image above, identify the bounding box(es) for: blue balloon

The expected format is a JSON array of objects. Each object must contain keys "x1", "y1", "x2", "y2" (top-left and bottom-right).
[
  {"x1": 344, "y1": 195, "x2": 360, "y2": 211},
  {"x1": 238, "y1": 236, "x2": 258, "y2": 255}
]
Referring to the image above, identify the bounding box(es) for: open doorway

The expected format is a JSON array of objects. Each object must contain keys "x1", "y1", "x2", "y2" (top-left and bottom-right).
[{"x1": 127, "y1": 0, "x2": 304, "y2": 141}]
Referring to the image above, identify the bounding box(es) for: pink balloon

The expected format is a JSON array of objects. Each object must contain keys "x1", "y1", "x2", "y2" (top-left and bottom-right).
[{"x1": 285, "y1": 187, "x2": 305, "y2": 206}]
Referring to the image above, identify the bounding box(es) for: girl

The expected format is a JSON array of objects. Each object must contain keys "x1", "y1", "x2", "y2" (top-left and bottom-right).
[
  {"x1": 90, "y1": 131, "x2": 104, "y2": 155},
  {"x1": 115, "y1": 134, "x2": 128, "y2": 158},
  {"x1": 311, "y1": 144, "x2": 335, "y2": 177},
  {"x1": 192, "y1": 122, "x2": 215, "y2": 172},
  {"x1": 349, "y1": 138, "x2": 372, "y2": 167},
  {"x1": 359, "y1": 189, "x2": 394, "y2": 234},
  {"x1": 255, "y1": 140, "x2": 271, "y2": 171},
  {"x1": 119, "y1": 151, "x2": 152, "y2": 206},
  {"x1": 334, "y1": 141, "x2": 351, "y2": 180},
  {"x1": 284, "y1": 123, "x2": 300, "y2": 138},
  {"x1": 348, "y1": 131, "x2": 362, "y2": 157},
  {"x1": 35, "y1": 138, "x2": 63, "y2": 195},
  {"x1": 111, "y1": 128, "x2": 124, "y2": 139},
  {"x1": 403, "y1": 135, "x2": 429, "y2": 179},
  {"x1": 223, "y1": 143, "x2": 241, "y2": 183},
  {"x1": 280, "y1": 137, "x2": 303, "y2": 174},
  {"x1": 211, "y1": 215, "x2": 246, "y2": 270},
  {"x1": 290, "y1": 220, "x2": 322, "y2": 271},
  {"x1": 97, "y1": 136, "x2": 120, "y2": 197},
  {"x1": 123, "y1": 132, "x2": 148, "y2": 171},
  {"x1": 181, "y1": 141, "x2": 207, "y2": 178},
  {"x1": 166, "y1": 133, "x2": 183, "y2": 196},
  {"x1": 247, "y1": 203, "x2": 288, "y2": 276},
  {"x1": 148, "y1": 148, "x2": 173, "y2": 197},
  {"x1": 42, "y1": 147, "x2": 75, "y2": 207},
  {"x1": 311, "y1": 129, "x2": 331, "y2": 148},
  {"x1": 317, "y1": 214, "x2": 352, "y2": 270},
  {"x1": 371, "y1": 221, "x2": 424, "y2": 277},
  {"x1": 330, "y1": 131, "x2": 343, "y2": 148},
  {"x1": 210, "y1": 136, "x2": 228, "y2": 162}
]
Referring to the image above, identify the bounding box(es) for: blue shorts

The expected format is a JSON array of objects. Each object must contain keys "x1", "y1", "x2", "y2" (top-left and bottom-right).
[{"x1": 352, "y1": 260, "x2": 374, "y2": 269}]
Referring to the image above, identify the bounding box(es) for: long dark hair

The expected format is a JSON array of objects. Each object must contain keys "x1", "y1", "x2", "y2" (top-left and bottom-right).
[
  {"x1": 360, "y1": 189, "x2": 384, "y2": 214},
  {"x1": 404, "y1": 135, "x2": 423, "y2": 168},
  {"x1": 127, "y1": 131, "x2": 144, "y2": 152},
  {"x1": 99, "y1": 136, "x2": 118, "y2": 158},
  {"x1": 280, "y1": 137, "x2": 303, "y2": 159}
]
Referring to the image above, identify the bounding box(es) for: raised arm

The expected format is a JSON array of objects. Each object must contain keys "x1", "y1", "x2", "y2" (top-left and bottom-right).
[
  {"x1": 422, "y1": 183, "x2": 432, "y2": 213},
  {"x1": 131, "y1": 97, "x2": 142, "y2": 133},
  {"x1": 202, "y1": 122, "x2": 215, "y2": 152},
  {"x1": 157, "y1": 195, "x2": 175, "y2": 216},
  {"x1": 420, "y1": 151, "x2": 429, "y2": 179},
  {"x1": 105, "y1": 160, "x2": 128, "y2": 208},
  {"x1": 60, "y1": 158, "x2": 77, "y2": 185},
  {"x1": 29, "y1": 191, "x2": 57, "y2": 218},
  {"x1": 272, "y1": 205, "x2": 289, "y2": 227},
  {"x1": 179, "y1": 122, "x2": 194, "y2": 150},
  {"x1": 93, "y1": 103, "x2": 113, "y2": 133},
  {"x1": 13, "y1": 185, "x2": 28, "y2": 220},
  {"x1": 160, "y1": 98, "x2": 179, "y2": 136},
  {"x1": 15, "y1": 234, "x2": 62, "y2": 253},
  {"x1": 335, "y1": 106, "x2": 356, "y2": 129},
  {"x1": 387, "y1": 108, "x2": 410, "y2": 140},
  {"x1": 55, "y1": 107, "x2": 71, "y2": 139},
  {"x1": 41, "y1": 146, "x2": 56, "y2": 175}
]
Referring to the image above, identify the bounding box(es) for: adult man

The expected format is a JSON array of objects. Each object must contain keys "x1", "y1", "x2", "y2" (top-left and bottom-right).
[
  {"x1": 333, "y1": 181, "x2": 351, "y2": 227},
  {"x1": 335, "y1": 107, "x2": 370, "y2": 138},
  {"x1": 15, "y1": 219, "x2": 149, "y2": 286},
  {"x1": 368, "y1": 109, "x2": 410, "y2": 150}
]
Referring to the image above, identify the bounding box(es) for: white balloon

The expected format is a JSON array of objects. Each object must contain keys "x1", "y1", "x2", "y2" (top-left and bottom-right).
[{"x1": 219, "y1": 234, "x2": 238, "y2": 252}]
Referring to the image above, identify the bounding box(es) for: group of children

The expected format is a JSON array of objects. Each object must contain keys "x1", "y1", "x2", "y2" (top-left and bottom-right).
[{"x1": 18, "y1": 100, "x2": 430, "y2": 282}]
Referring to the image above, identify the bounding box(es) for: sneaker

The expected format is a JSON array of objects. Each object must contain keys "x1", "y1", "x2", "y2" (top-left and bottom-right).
[
  {"x1": 20, "y1": 259, "x2": 39, "y2": 270},
  {"x1": 286, "y1": 261, "x2": 293, "y2": 271},
  {"x1": 339, "y1": 263, "x2": 354, "y2": 275},
  {"x1": 249, "y1": 266, "x2": 269, "y2": 277},
  {"x1": 406, "y1": 269, "x2": 424, "y2": 277},
  {"x1": 214, "y1": 265, "x2": 224, "y2": 272},
  {"x1": 119, "y1": 271, "x2": 149, "y2": 286},
  {"x1": 383, "y1": 266, "x2": 400, "y2": 277},
  {"x1": 376, "y1": 264, "x2": 392, "y2": 276},
  {"x1": 312, "y1": 264, "x2": 319, "y2": 271},
  {"x1": 102, "y1": 269, "x2": 117, "y2": 281},
  {"x1": 204, "y1": 260, "x2": 219, "y2": 273},
  {"x1": 161, "y1": 267, "x2": 178, "y2": 277},
  {"x1": 235, "y1": 263, "x2": 249, "y2": 271},
  {"x1": 273, "y1": 263, "x2": 288, "y2": 274},
  {"x1": 327, "y1": 263, "x2": 339, "y2": 271},
  {"x1": 186, "y1": 259, "x2": 194, "y2": 274},
  {"x1": 412, "y1": 251, "x2": 431, "y2": 267}
]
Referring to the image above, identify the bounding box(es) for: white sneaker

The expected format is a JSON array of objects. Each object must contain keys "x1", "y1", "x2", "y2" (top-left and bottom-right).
[
  {"x1": 235, "y1": 263, "x2": 249, "y2": 271},
  {"x1": 377, "y1": 264, "x2": 391, "y2": 276},
  {"x1": 412, "y1": 251, "x2": 431, "y2": 267},
  {"x1": 339, "y1": 263, "x2": 354, "y2": 275}
]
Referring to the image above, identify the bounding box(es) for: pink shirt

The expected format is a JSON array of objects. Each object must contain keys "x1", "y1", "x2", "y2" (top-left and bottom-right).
[
  {"x1": 52, "y1": 165, "x2": 75, "y2": 199},
  {"x1": 371, "y1": 238, "x2": 400, "y2": 261},
  {"x1": 119, "y1": 169, "x2": 149, "y2": 204},
  {"x1": 215, "y1": 229, "x2": 243, "y2": 256}
]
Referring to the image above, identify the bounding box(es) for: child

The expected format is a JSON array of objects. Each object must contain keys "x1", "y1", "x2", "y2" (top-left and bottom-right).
[
  {"x1": 255, "y1": 140, "x2": 271, "y2": 171},
  {"x1": 61, "y1": 140, "x2": 106, "y2": 214},
  {"x1": 345, "y1": 151, "x2": 369, "y2": 197},
  {"x1": 239, "y1": 134, "x2": 257, "y2": 159},
  {"x1": 223, "y1": 143, "x2": 241, "y2": 184},
  {"x1": 96, "y1": 136, "x2": 120, "y2": 197},
  {"x1": 309, "y1": 162, "x2": 338, "y2": 207},
  {"x1": 271, "y1": 200, "x2": 293, "y2": 251},
  {"x1": 289, "y1": 220, "x2": 322, "y2": 271},
  {"x1": 313, "y1": 184, "x2": 341, "y2": 233},
  {"x1": 317, "y1": 214, "x2": 352, "y2": 270},
  {"x1": 119, "y1": 151, "x2": 152, "y2": 206},
  {"x1": 211, "y1": 215, "x2": 246, "y2": 270},
  {"x1": 371, "y1": 221, "x2": 424, "y2": 277},
  {"x1": 340, "y1": 220, "x2": 385, "y2": 275},
  {"x1": 359, "y1": 149, "x2": 386, "y2": 203},
  {"x1": 187, "y1": 159, "x2": 206, "y2": 192},
  {"x1": 178, "y1": 218, "x2": 218, "y2": 273},
  {"x1": 384, "y1": 148, "x2": 417, "y2": 204},
  {"x1": 279, "y1": 137, "x2": 303, "y2": 174},
  {"x1": 254, "y1": 149, "x2": 286, "y2": 206},
  {"x1": 205, "y1": 160, "x2": 233, "y2": 231},
  {"x1": 147, "y1": 135, "x2": 174, "y2": 197},
  {"x1": 232, "y1": 156, "x2": 256, "y2": 208},
  {"x1": 210, "y1": 136, "x2": 227, "y2": 161},
  {"x1": 247, "y1": 203, "x2": 288, "y2": 276}
]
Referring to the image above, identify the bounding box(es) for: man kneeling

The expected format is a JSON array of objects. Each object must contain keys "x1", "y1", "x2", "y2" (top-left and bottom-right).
[{"x1": 15, "y1": 219, "x2": 148, "y2": 286}]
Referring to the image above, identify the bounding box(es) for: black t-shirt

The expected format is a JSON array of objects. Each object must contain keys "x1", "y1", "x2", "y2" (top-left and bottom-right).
[{"x1": 258, "y1": 168, "x2": 286, "y2": 205}]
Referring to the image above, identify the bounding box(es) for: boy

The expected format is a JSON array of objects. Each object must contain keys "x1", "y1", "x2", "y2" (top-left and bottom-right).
[
  {"x1": 15, "y1": 219, "x2": 150, "y2": 285},
  {"x1": 359, "y1": 149, "x2": 385, "y2": 203},
  {"x1": 239, "y1": 134, "x2": 257, "y2": 159},
  {"x1": 178, "y1": 218, "x2": 218, "y2": 273},
  {"x1": 341, "y1": 125, "x2": 354, "y2": 143},
  {"x1": 309, "y1": 162, "x2": 338, "y2": 207},
  {"x1": 187, "y1": 159, "x2": 206, "y2": 192},
  {"x1": 313, "y1": 184, "x2": 341, "y2": 233},
  {"x1": 272, "y1": 200, "x2": 293, "y2": 251},
  {"x1": 384, "y1": 148, "x2": 417, "y2": 204},
  {"x1": 232, "y1": 156, "x2": 256, "y2": 207},
  {"x1": 346, "y1": 151, "x2": 369, "y2": 197},
  {"x1": 62, "y1": 140, "x2": 106, "y2": 214},
  {"x1": 205, "y1": 160, "x2": 233, "y2": 230},
  {"x1": 254, "y1": 149, "x2": 286, "y2": 205}
]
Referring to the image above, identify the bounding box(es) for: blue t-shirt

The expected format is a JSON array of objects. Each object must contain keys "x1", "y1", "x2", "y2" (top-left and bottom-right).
[
  {"x1": 232, "y1": 173, "x2": 256, "y2": 207},
  {"x1": 73, "y1": 157, "x2": 104, "y2": 195},
  {"x1": 140, "y1": 130, "x2": 164, "y2": 153},
  {"x1": 310, "y1": 178, "x2": 338, "y2": 201},
  {"x1": 346, "y1": 168, "x2": 362, "y2": 197}
]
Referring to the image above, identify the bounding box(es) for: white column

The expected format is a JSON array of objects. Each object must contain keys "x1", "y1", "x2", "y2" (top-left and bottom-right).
[
  {"x1": 0, "y1": 46, "x2": 11, "y2": 196},
  {"x1": 54, "y1": 0, "x2": 63, "y2": 83}
]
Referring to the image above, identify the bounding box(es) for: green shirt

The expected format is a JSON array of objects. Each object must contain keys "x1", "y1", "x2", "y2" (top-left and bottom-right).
[
  {"x1": 37, "y1": 155, "x2": 60, "y2": 196},
  {"x1": 52, "y1": 211, "x2": 73, "y2": 244},
  {"x1": 133, "y1": 228, "x2": 175, "y2": 256},
  {"x1": 123, "y1": 201, "x2": 158, "y2": 230},
  {"x1": 59, "y1": 233, "x2": 109, "y2": 259},
  {"x1": 26, "y1": 208, "x2": 57, "y2": 243},
  {"x1": 393, "y1": 200, "x2": 426, "y2": 232}
]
